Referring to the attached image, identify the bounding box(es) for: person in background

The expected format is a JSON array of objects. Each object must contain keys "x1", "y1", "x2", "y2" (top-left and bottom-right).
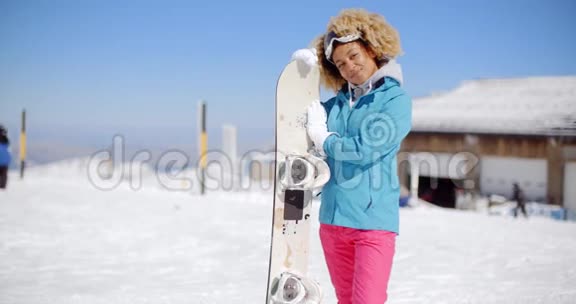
[
  {"x1": 512, "y1": 182, "x2": 528, "y2": 218},
  {"x1": 0, "y1": 124, "x2": 12, "y2": 189}
]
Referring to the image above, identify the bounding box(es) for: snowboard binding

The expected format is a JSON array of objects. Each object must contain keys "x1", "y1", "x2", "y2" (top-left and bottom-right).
[
  {"x1": 269, "y1": 272, "x2": 323, "y2": 304},
  {"x1": 277, "y1": 154, "x2": 330, "y2": 221},
  {"x1": 277, "y1": 153, "x2": 330, "y2": 192}
]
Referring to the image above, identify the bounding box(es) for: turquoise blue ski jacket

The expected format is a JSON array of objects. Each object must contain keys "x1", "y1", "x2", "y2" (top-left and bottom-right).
[
  {"x1": 0, "y1": 143, "x2": 11, "y2": 167},
  {"x1": 320, "y1": 77, "x2": 412, "y2": 233}
]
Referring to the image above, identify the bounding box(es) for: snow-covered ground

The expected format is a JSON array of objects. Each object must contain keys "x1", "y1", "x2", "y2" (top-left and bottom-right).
[{"x1": 1, "y1": 161, "x2": 576, "y2": 303}]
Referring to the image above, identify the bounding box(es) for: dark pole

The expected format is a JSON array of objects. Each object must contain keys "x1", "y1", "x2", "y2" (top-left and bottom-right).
[
  {"x1": 200, "y1": 102, "x2": 207, "y2": 195},
  {"x1": 20, "y1": 109, "x2": 26, "y2": 179}
]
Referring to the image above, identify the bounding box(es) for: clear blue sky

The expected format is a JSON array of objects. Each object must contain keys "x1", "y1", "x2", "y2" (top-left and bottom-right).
[{"x1": 1, "y1": 0, "x2": 575, "y2": 157}]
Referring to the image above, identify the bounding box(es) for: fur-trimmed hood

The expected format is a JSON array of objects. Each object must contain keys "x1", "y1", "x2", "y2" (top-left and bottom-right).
[{"x1": 313, "y1": 8, "x2": 404, "y2": 92}]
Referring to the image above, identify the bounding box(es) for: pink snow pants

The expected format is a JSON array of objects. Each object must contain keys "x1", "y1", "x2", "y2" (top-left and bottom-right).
[{"x1": 319, "y1": 223, "x2": 396, "y2": 304}]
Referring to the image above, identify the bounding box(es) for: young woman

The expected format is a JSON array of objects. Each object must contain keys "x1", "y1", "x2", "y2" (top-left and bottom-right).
[{"x1": 294, "y1": 8, "x2": 412, "y2": 303}]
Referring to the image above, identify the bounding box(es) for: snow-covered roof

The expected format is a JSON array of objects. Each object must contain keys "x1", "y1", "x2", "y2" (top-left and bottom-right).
[{"x1": 411, "y1": 76, "x2": 576, "y2": 136}]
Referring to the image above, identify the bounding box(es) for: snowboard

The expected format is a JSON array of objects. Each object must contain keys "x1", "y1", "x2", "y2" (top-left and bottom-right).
[{"x1": 265, "y1": 59, "x2": 330, "y2": 304}]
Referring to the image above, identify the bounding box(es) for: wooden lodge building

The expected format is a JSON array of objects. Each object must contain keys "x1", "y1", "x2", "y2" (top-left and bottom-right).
[{"x1": 398, "y1": 76, "x2": 576, "y2": 211}]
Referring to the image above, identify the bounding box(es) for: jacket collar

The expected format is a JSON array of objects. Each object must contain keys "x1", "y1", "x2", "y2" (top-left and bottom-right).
[{"x1": 335, "y1": 76, "x2": 401, "y2": 106}]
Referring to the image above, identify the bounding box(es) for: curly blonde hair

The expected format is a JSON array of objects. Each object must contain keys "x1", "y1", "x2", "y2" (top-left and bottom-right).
[{"x1": 313, "y1": 8, "x2": 403, "y2": 92}]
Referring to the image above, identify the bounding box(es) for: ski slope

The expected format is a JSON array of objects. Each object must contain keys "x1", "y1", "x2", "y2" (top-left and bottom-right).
[{"x1": 1, "y1": 161, "x2": 576, "y2": 303}]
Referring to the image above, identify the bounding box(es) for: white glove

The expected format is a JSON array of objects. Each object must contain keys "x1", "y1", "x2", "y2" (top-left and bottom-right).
[
  {"x1": 291, "y1": 48, "x2": 318, "y2": 68},
  {"x1": 307, "y1": 100, "x2": 334, "y2": 156}
]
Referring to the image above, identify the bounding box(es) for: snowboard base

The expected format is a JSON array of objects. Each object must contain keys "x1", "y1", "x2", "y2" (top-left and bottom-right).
[{"x1": 266, "y1": 59, "x2": 327, "y2": 304}]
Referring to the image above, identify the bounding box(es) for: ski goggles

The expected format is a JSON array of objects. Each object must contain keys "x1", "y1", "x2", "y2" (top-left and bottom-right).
[{"x1": 323, "y1": 31, "x2": 362, "y2": 63}]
